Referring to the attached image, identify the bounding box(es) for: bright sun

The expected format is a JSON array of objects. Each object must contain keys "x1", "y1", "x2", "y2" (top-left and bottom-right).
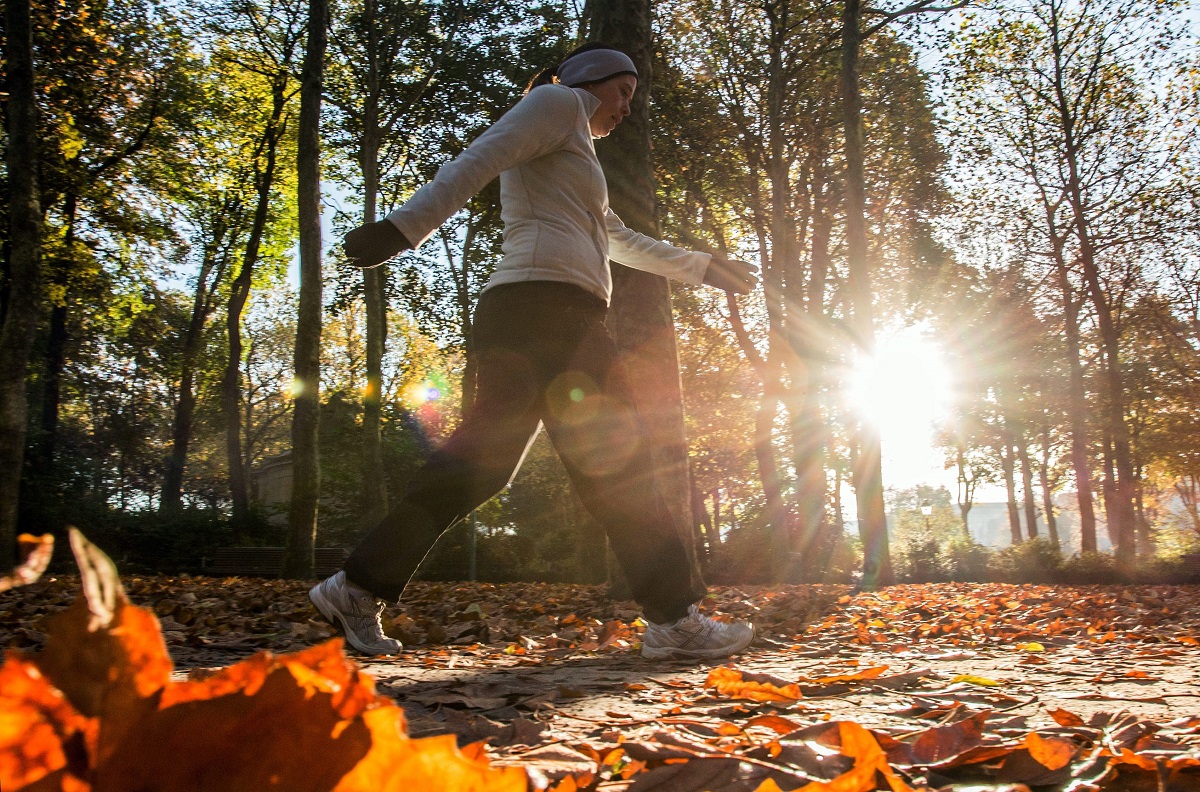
[{"x1": 846, "y1": 325, "x2": 954, "y2": 488}]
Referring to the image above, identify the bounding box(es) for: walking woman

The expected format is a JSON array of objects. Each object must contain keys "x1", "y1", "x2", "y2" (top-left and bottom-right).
[{"x1": 310, "y1": 43, "x2": 759, "y2": 660}]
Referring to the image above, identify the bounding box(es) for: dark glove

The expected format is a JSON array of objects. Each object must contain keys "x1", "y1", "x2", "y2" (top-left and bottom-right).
[
  {"x1": 344, "y1": 220, "x2": 412, "y2": 269},
  {"x1": 703, "y1": 255, "x2": 759, "y2": 294}
]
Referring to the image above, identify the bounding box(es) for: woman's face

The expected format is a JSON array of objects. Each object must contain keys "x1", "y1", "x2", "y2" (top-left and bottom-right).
[{"x1": 584, "y1": 74, "x2": 637, "y2": 138}]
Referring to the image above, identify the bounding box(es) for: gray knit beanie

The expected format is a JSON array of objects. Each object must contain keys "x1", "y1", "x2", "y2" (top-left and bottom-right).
[{"x1": 556, "y1": 48, "x2": 638, "y2": 88}]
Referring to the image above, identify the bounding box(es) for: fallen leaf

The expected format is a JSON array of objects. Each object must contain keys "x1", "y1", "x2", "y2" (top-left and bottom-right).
[
  {"x1": 705, "y1": 667, "x2": 802, "y2": 703},
  {"x1": 1023, "y1": 732, "x2": 1075, "y2": 771},
  {"x1": 950, "y1": 674, "x2": 1001, "y2": 687},
  {"x1": 0, "y1": 533, "x2": 55, "y2": 593},
  {"x1": 746, "y1": 714, "x2": 804, "y2": 735},
  {"x1": 909, "y1": 711, "x2": 988, "y2": 765},
  {"x1": 1046, "y1": 707, "x2": 1087, "y2": 728}
]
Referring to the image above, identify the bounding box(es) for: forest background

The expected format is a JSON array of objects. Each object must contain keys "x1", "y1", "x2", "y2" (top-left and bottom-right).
[{"x1": 2, "y1": 0, "x2": 1199, "y2": 587}]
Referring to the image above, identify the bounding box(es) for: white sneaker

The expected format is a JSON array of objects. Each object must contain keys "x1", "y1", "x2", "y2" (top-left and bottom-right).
[
  {"x1": 309, "y1": 571, "x2": 403, "y2": 656},
  {"x1": 641, "y1": 604, "x2": 755, "y2": 660}
]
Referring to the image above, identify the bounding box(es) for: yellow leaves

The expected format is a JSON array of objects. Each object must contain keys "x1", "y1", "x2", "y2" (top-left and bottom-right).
[
  {"x1": 1015, "y1": 641, "x2": 1045, "y2": 651},
  {"x1": 704, "y1": 667, "x2": 802, "y2": 702},
  {"x1": 949, "y1": 674, "x2": 1001, "y2": 686}
]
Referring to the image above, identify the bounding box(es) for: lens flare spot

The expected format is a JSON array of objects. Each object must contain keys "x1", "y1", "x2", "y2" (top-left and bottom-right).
[{"x1": 547, "y1": 372, "x2": 599, "y2": 423}]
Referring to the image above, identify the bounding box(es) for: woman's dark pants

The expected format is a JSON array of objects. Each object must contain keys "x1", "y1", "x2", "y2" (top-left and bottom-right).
[{"x1": 343, "y1": 281, "x2": 706, "y2": 624}]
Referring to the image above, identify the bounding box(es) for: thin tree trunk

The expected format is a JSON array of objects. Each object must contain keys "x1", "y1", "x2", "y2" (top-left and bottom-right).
[
  {"x1": 790, "y1": 188, "x2": 831, "y2": 575},
  {"x1": 224, "y1": 79, "x2": 288, "y2": 524},
  {"x1": 956, "y1": 444, "x2": 975, "y2": 538},
  {"x1": 1101, "y1": 433, "x2": 1119, "y2": 551},
  {"x1": 283, "y1": 0, "x2": 327, "y2": 579},
  {"x1": 1052, "y1": 251, "x2": 1097, "y2": 552},
  {"x1": 35, "y1": 195, "x2": 74, "y2": 479},
  {"x1": 756, "y1": 359, "x2": 790, "y2": 544},
  {"x1": 1017, "y1": 438, "x2": 1039, "y2": 539},
  {"x1": 360, "y1": 0, "x2": 388, "y2": 529},
  {"x1": 1001, "y1": 438, "x2": 1022, "y2": 545},
  {"x1": 38, "y1": 304, "x2": 67, "y2": 473},
  {"x1": 589, "y1": 0, "x2": 702, "y2": 590},
  {"x1": 0, "y1": 0, "x2": 42, "y2": 568},
  {"x1": 163, "y1": 246, "x2": 225, "y2": 511},
  {"x1": 764, "y1": 2, "x2": 805, "y2": 580},
  {"x1": 1039, "y1": 428, "x2": 1060, "y2": 548},
  {"x1": 1049, "y1": 20, "x2": 1136, "y2": 567},
  {"x1": 710, "y1": 487, "x2": 722, "y2": 546},
  {"x1": 841, "y1": 0, "x2": 890, "y2": 588}
]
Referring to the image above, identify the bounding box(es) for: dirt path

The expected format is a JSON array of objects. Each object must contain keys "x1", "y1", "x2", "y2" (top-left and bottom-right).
[{"x1": 5, "y1": 577, "x2": 1200, "y2": 788}]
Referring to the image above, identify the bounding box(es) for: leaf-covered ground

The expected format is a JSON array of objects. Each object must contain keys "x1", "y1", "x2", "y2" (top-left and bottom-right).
[{"x1": 4, "y1": 576, "x2": 1200, "y2": 789}]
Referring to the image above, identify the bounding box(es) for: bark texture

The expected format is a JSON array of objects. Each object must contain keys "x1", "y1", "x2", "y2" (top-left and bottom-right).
[
  {"x1": 0, "y1": 0, "x2": 42, "y2": 568},
  {"x1": 283, "y1": 0, "x2": 328, "y2": 579},
  {"x1": 588, "y1": 0, "x2": 704, "y2": 591}
]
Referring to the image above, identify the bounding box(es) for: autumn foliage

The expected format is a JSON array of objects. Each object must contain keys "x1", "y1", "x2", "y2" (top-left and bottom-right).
[
  {"x1": 0, "y1": 530, "x2": 527, "y2": 791},
  {"x1": 4, "y1": 533, "x2": 1200, "y2": 791}
]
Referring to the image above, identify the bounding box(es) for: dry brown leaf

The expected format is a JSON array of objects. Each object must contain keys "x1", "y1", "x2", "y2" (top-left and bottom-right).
[
  {"x1": 908, "y1": 711, "x2": 988, "y2": 765},
  {"x1": 746, "y1": 714, "x2": 803, "y2": 735},
  {"x1": 1046, "y1": 707, "x2": 1087, "y2": 727},
  {"x1": 0, "y1": 533, "x2": 55, "y2": 593},
  {"x1": 0, "y1": 531, "x2": 529, "y2": 792}
]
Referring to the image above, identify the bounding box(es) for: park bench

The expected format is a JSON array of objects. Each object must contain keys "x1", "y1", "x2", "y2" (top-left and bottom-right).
[{"x1": 204, "y1": 547, "x2": 349, "y2": 578}]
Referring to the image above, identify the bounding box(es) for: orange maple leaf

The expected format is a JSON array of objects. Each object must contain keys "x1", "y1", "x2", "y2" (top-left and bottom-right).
[
  {"x1": 705, "y1": 667, "x2": 802, "y2": 702},
  {"x1": 0, "y1": 530, "x2": 529, "y2": 792}
]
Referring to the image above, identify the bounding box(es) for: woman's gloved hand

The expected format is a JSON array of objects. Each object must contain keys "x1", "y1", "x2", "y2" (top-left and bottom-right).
[
  {"x1": 344, "y1": 220, "x2": 412, "y2": 269},
  {"x1": 703, "y1": 255, "x2": 759, "y2": 294}
]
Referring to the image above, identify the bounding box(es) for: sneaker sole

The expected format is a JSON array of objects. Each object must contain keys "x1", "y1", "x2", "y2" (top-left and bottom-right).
[
  {"x1": 309, "y1": 583, "x2": 400, "y2": 656},
  {"x1": 641, "y1": 627, "x2": 756, "y2": 660}
]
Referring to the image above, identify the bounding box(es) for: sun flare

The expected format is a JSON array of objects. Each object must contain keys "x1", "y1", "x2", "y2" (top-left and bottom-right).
[{"x1": 845, "y1": 326, "x2": 954, "y2": 487}]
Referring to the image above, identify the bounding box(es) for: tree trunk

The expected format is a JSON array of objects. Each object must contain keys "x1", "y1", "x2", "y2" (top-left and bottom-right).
[
  {"x1": 359, "y1": 0, "x2": 388, "y2": 530},
  {"x1": 956, "y1": 445, "x2": 975, "y2": 538},
  {"x1": 162, "y1": 250, "x2": 223, "y2": 511},
  {"x1": 283, "y1": 0, "x2": 327, "y2": 579},
  {"x1": 588, "y1": 0, "x2": 702, "y2": 589},
  {"x1": 1101, "y1": 434, "x2": 1119, "y2": 551},
  {"x1": 1049, "y1": 24, "x2": 1136, "y2": 568},
  {"x1": 1051, "y1": 251, "x2": 1097, "y2": 552},
  {"x1": 224, "y1": 77, "x2": 288, "y2": 524},
  {"x1": 1017, "y1": 438, "x2": 1039, "y2": 539},
  {"x1": 841, "y1": 0, "x2": 891, "y2": 588},
  {"x1": 710, "y1": 487, "x2": 722, "y2": 546},
  {"x1": 764, "y1": 6, "x2": 804, "y2": 580},
  {"x1": 1039, "y1": 429, "x2": 1060, "y2": 548},
  {"x1": 756, "y1": 360, "x2": 790, "y2": 548},
  {"x1": 35, "y1": 195, "x2": 74, "y2": 479},
  {"x1": 790, "y1": 186, "x2": 832, "y2": 576},
  {"x1": 1001, "y1": 438, "x2": 1022, "y2": 545},
  {"x1": 0, "y1": 0, "x2": 42, "y2": 568}
]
